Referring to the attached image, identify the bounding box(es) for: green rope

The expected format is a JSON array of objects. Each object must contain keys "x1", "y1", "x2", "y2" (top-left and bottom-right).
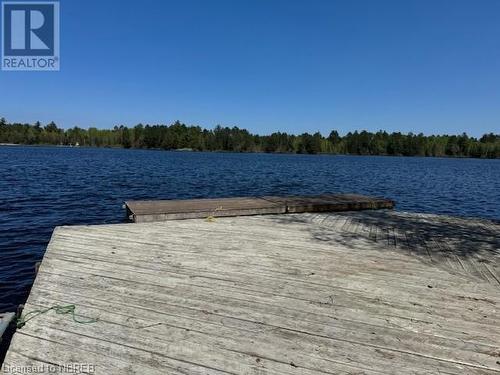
[{"x1": 16, "y1": 304, "x2": 98, "y2": 329}]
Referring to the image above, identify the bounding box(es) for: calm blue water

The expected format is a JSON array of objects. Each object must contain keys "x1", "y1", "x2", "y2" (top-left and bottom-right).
[{"x1": 1, "y1": 146, "x2": 499, "y2": 313}]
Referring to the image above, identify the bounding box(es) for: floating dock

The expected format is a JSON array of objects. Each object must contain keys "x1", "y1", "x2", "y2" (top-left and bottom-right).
[
  {"x1": 125, "y1": 194, "x2": 395, "y2": 222},
  {"x1": 2, "y1": 197, "x2": 500, "y2": 374}
]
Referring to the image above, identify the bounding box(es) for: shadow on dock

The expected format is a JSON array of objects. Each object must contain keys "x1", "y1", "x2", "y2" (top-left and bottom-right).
[{"x1": 270, "y1": 210, "x2": 500, "y2": 286}]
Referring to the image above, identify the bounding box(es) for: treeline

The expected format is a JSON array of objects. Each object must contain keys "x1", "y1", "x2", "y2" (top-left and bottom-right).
[{"x1": 0, "y1": 117, "x2": 499, "y2": 158}]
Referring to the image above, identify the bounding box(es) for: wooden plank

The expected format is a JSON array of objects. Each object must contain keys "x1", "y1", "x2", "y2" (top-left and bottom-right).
[
  {"x1": 2, "y1": 211, "x2": 499, "y2": 374},
  {"x1": 263, "y1": 193, "x2": 395, "y2": 213},
  {"x1": 125, "y1": 194, "x2": 395, "y2": 223},
  {"x1": 126, "y1": 197, "x2": 286, "y2": 223}
]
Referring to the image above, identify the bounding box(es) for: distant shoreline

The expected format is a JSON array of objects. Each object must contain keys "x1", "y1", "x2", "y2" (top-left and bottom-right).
[
  {"x1": 1, "y1": 119, "x2": 498, "y2": 159},
  {"x1": 1, "y1": 143, "x2": 498, "y2": 160}
]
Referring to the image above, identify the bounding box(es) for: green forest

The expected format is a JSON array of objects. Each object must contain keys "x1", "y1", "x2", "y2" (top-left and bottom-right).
[{"x1": 0, "y1": 117, "x2": 498, "y2": 158}]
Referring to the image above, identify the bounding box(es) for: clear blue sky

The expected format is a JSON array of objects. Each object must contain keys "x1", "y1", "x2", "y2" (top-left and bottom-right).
[{"x1": 1, "y1": 0, "x2": 499, "y2": 137}]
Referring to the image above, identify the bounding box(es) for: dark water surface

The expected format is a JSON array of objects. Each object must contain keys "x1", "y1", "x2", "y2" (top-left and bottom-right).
[{"x1": 1, "y1": 146, "x2": 499, "y2": 313}]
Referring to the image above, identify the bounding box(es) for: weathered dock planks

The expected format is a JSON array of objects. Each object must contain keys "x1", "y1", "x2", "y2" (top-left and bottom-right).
[
  {"x1": 263, "y1": 193, "x2": 394, "y2": 213},
  {"x1": 2, "y1": 210, "x2": 499, "y2": 374},
  {"x1": 125, "y1": 194, "x2": 394, "y2": 222},
  {"x1": 125, "y1": 196, "x2": 286, "y2": 222}
]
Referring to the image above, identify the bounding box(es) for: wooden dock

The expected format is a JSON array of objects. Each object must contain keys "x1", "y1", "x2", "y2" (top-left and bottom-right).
[
  {"x1": 2, "y1": 207, "x2": 499, "y2": 374},
  {"x1": 125, "y1": 194, "x2": 395, "y2": 222}
]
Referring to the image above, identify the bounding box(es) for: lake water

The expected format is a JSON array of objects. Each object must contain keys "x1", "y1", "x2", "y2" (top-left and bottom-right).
[{"x1": 1, "y1": 146, "x2": 499, "y2": 313}]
